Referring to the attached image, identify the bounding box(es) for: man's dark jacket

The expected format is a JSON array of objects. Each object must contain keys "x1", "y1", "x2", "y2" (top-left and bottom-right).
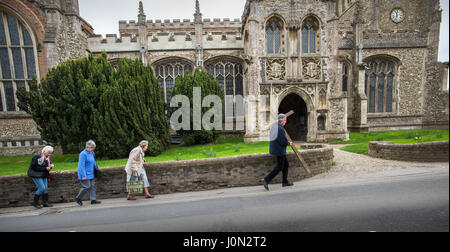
[{"x1": 269, "y1": 123, "x2": 290, "y2": 156}]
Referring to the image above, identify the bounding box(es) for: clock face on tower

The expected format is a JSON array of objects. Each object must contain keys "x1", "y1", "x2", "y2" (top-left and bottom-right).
[{"x1": 390, "y1": 8, "x2": 404, "y2": 23}]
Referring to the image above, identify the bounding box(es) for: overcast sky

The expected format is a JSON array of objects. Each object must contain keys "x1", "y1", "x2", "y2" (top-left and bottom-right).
[{"x1": 79, "y1": 0, "x2": 449, "y2": 62}]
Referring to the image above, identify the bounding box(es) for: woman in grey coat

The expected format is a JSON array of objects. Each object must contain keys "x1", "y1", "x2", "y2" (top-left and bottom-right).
[{"x1": 125, "y1": 140, "x2": 154, "y2": 200}]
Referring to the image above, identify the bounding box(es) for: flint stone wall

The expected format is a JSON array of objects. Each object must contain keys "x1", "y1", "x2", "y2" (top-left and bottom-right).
[
  {"x1": 0, "y1": 144, "x2": 333, "y2": 208},
  {"x1": 368, "y1": 141, "x2": 449, "y2": 162}
]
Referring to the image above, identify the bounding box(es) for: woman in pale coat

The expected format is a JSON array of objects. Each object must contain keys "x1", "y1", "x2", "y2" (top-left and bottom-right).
[{"x1": 125, "y1": 140, "x2": 154, "y2": 200}]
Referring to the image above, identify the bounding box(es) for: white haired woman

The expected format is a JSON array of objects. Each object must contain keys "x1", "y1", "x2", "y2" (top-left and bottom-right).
[
  {"x1": 125, "y1": 140, "x2": 154, "y2": 200},
  {"x1": 75, "y1": 140, "x2": 101, "y2": 206},
  {"x1": 27, "y1": 146, "x2": 54, "y2": 209}
]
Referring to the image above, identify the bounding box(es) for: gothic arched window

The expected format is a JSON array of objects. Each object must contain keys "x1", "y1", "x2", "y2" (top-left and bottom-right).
[
  {"x1": 205, "y1": 59, "x2": 243, "y2": 98},
  {"x1": 0, "y1": 9, "x2": 38, "y2": 112},
  {"x1": 266, "y1": 17, "x2": 284, "y2": 54},
  {"x1": 342, "y1": 63, "x2": 349, "y2": 92},
  {"x1": 205, "y1": 59, "x2": 244, "y2": 121},
  {"x1": 301, "y1": 16, "x2": 320, "y2": 54},
  {"x1": 153, "y1": 59, "x2": 193, "y2": 104},
  {"x1": 364, "y1": 58, "x2": 395, "y2": 113}
]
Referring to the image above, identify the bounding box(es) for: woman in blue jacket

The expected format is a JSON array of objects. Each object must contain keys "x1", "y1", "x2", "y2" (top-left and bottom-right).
[{"x1": 75, "y1": 140, "x2": 101, "y2": 206}]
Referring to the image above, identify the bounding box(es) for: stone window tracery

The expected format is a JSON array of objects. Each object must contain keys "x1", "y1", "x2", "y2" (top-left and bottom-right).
[
  {"x1": 342, "y1": 63, "x2": 349, "y2": 92},
  {"x1": 0, "y1": 9, "x2": 38, "y2": 112},
  {"x1": 205, "y1": 59, "x2": 244, "y2": 121},
  {"x1": 266, "y1": 17, "x2": 284, "y2": 54},
  {"x1": 153, "y1": 59, "x2": 193, "y2": 104},
  {"x1": 365, "y1": 59, "x2": 395, "y2": 113},
  {"x1": 301, "y1": 17, "x2": 319, "y2": 54}
]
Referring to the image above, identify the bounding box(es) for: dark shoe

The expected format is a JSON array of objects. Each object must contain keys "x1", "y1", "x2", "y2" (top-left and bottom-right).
[
  {"x1": 32, "y1": 195, "x2": 42, "y2": 209},
  {"x1": 42, "y1": 194, "x2": 53, "y2": 207},
  {"x1": 75, "y1": 198, "x2": 83, "y2": 206},
  {"x1": 145, "y1": 194, "x2": 155, "y2": 199},
  {"x1": 282, "y1": 181, "x2": 294, "y2": 187},
  {"x1": 91, "y1": 200, "x2": 101, "y2": 205},
  {"x1": 260, "y1": 179, "x2": 269, "y2": 191},
  {"x1": 127, "y1": 194, "x2": 137, "y2": 200}
]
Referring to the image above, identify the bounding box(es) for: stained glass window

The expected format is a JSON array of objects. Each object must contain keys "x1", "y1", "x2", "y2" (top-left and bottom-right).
[
  {"x1": 4, "y1": 81, "x2": 15, "y2": 112},
  {"x1": 386, "y1": 73, "x2": 394, "y2": 112},
  {"x1": 342, "y1": 63, "x2": 349, "y2": 92},
  {"x1": 267, "y1": 27, "x2": 273, "y2": 54},
  {"x1": 369, "y1": 73, "x2": 376, "y2": 113},
  {"x1": 377, "y1": 73, "x2": 385, "y2": 112},
  {"x1": 302, "y1": 28, "x2": 308, "y2": 53},
  {"x1": 205, "y1": 59, "x2": 244, "y2": 122},
  {"x1": 226, "y1": 75, "x2": 234, "y2": 95},
  {"x1": 0, "y1": 10, "x2": 38, "y2": 112},
  {"x1": 152, "y1": 59, "x2": 194, "y2": 104},
  {"x1": 266, "y1": 17, "x2": 283, "y2": 54},
  {"x1": 274, "y1": 27, "x2": 281, "y2": 54},
  {"x1": 365, "y1": 59, "x2": 395, "y2": 113},
  {"x1": 301, "y1": 17, "x2": 319, "y2": 54}
]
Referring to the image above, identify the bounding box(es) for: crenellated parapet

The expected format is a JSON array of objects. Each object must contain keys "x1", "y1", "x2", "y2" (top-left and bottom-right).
[
  {"x1": 118, "y1": 18, "x2": 241, "y2": 34},
  {"x1": 88, "y1": 25, "x2": 244, "y2": 53}
]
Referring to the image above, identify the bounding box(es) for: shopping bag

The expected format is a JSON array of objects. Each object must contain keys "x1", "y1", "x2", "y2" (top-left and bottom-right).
[{"x1": 127, "y1": 176, "x2": 144, "y2": 195}]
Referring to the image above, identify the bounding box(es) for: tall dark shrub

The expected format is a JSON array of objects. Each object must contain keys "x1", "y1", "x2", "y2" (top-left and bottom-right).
[
  {"x1": 17, "y1": 53, "x2": 170, "y2": 158},
  {"x1": 171, "y1": 69, "x2": 223, "y2": 146},
  {"x1": 17, "y1": 54, "x2": 109, "y2": 153},
  {"x1": 91, "y1": 58, "x2": 170, "y2": 158}
]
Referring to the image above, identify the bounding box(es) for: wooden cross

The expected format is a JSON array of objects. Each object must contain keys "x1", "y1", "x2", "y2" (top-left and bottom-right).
[{"x1": 284, "y1": 110, "x2": 311, "y2": 174}]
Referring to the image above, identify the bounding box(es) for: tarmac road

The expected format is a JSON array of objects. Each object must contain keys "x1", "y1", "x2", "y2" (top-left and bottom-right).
[{"x1": 0, "y1": 167, "x2": 448, "y2": 232}]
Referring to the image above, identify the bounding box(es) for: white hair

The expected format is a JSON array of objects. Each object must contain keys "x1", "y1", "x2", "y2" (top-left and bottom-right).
[
  {"x1": 278, "y1": 113, "x2": 286, "y2": 123},
  {"x1": 41, "y1": 146, "x2": 54, "y2": 154},
  {"x1": 139, "y1": 140, "x2": 149, "y2": 148},
  {"x1": 86, "y1": 140, "x2": 96, "y2": 148}
]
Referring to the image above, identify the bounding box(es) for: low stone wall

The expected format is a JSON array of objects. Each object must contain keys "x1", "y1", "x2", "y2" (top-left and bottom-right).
[
  {"x1": 0, "y1": 144, "x2": 333, "y2": 208},
  {"x1": 368, "y1": 141, "x2": 449, "y2": 162}
]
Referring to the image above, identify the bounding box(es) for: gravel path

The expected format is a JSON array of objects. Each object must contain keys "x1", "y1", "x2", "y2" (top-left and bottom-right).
[{"x1": 311, "y1": 144, "x2": 449, "y2": 180}]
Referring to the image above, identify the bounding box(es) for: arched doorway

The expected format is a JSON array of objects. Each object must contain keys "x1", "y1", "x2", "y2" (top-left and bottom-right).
[{"x1": 278, "y1": 93, "x2": 308, "y2": 141}]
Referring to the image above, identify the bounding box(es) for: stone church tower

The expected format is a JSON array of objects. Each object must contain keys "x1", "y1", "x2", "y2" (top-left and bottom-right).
[{"x1": 240, "y1": 0, "x2": 448, "y2": 142}]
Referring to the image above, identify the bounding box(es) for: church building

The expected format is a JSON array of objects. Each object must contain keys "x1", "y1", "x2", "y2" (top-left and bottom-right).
[{"x1": 0, "y1": 0, "x2": 448, "y2": 155}]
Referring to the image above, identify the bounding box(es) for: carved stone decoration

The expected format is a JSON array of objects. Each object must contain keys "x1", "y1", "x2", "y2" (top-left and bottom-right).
[
  {"x1": 319, "y1": 88, "x2": 327, "y2": 109},
  {"x1": 260, "y1": 86, "x2": 270, "y2": 96},
  {"x1": 151, "y1": 33, "x2": 158, "y2": 42},
  {"x1": 266, "y1": 58, "x2": 286, "y2": 81},
  {"x1": 207, "y1": 32, "x2": 213, "y2": 41},
  {"x1": 273, "y1": 85, "x2": 283, "y2": 94},
  {"x1": 302, "y1": 57, "x2": 322, "y2": 80},
  {"x1": 185, "y1": 32, "x2": 192, "y2": 41},
  {"x1": 168, "y1": 32, "x2": 175, "y2": 41}
]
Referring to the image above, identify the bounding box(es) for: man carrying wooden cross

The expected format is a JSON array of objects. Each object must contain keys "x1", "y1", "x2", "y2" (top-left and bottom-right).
[{"x1": 260, "y1": 113, "x2": 294, "y2": 190}]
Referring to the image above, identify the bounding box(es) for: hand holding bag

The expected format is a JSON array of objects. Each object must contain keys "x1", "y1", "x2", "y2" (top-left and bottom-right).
[{"x1": 127, "y1": 174, "x2": 144, "y2": 195}]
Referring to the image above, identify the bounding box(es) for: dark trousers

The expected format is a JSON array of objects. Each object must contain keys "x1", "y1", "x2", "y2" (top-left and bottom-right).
[{"x1": 265, "y1": 155, "x2": 289, "y2": 184}]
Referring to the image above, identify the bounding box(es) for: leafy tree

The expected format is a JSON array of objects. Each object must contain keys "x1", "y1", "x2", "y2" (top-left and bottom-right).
[
  {"x1": 17, "y1": 53, "x2": 170, "y2": 158},
  {"x1": 17, "y1": 54, "x2": 106, "y2": 153},
  {"x1": 171, "y1": 69, "x2": 223, "y2": 146},
  {"x1": 92, "y1": 58, "x2": 170, "y2": 158}
]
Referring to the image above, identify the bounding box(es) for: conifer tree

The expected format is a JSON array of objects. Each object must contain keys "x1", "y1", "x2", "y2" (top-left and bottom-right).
[
  {"x1": 17, "y1": 53, "x2": 170, "y2": 158},
  {"x1": 91, "y1": 57, "x2": 170, "y2": 158},
  {"x1": 171, "y1": 69, "x2": 223, "y2": 146}
]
